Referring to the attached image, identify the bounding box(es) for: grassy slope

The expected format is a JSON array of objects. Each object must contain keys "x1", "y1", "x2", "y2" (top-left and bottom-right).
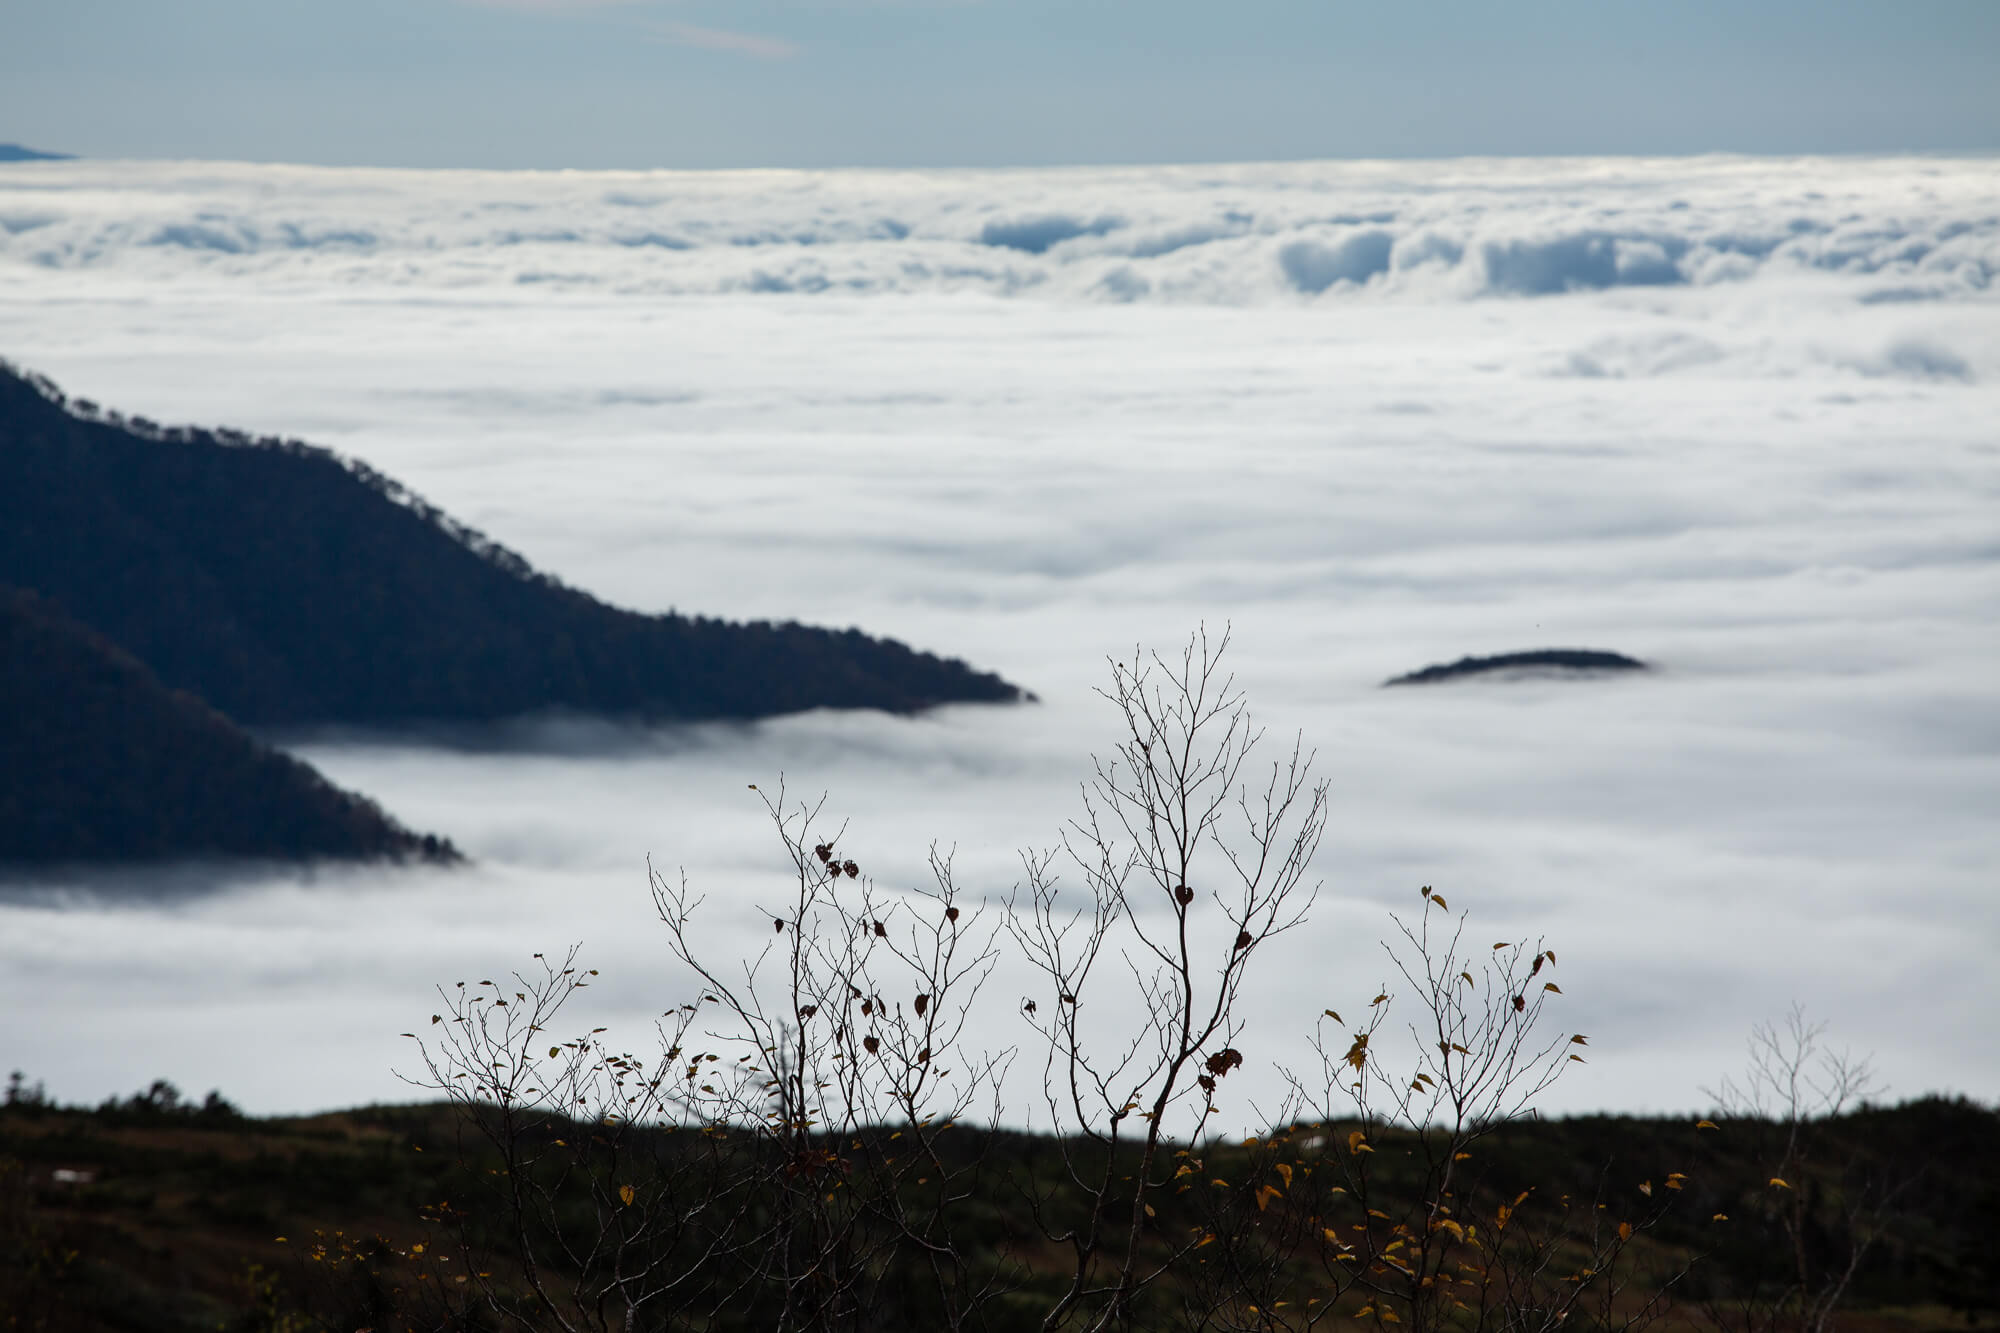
[{"x1": 2, "y1": 1095, "x2": 1993, "y2": 1332}]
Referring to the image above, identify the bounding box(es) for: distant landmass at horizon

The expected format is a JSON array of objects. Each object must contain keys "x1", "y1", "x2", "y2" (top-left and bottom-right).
[{"x1": 0, "y1": 144, "x2": 73, "y2": 162}]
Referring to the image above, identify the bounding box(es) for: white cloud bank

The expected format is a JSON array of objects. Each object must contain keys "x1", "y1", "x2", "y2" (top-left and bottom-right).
[
  {"x1": 0, "y1": 155, "x2": 1993, "y2": 305},
  {"x1": 0, "y1": 155, "x2": 1994, "y2": 1126}
]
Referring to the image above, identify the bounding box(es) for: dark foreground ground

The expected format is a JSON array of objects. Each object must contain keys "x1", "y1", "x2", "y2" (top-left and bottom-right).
[{"x1": 1, "y1": 1086, "x2": 1993, "y2": 1332}]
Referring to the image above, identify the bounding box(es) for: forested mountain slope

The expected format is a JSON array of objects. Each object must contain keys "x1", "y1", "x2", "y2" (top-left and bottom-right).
[
  {"x1": 0, "y1": 360, "x2": 1021, "y2": 727},
  {"x1": 0, "y1": 586, "x2": 454, "y2": 864}
]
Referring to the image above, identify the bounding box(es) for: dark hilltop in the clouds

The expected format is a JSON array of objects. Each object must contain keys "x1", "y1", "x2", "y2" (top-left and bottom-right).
[
  {"x1": 1384, "y1": 648, "x2": 1649, "y2": 687},
  {"x1": 0, "y1": 585, "x2": 455, "y2": 866},
  {"x1": 0, "y1": 360, "x2": 1023, "y2": 729},
  {"x1": 0, "y1": 144, "x2": 75, "y2": 162}
]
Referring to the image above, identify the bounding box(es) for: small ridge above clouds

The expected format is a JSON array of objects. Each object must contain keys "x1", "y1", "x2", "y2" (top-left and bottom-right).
[{"x1": 1384, "y1": 649, "x2": 1650, "y2": 687}]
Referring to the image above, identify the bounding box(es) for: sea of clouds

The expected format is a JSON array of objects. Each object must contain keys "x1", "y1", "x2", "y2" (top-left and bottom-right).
[{"x1": 0, "y1": 154, "x2": 1995, "y2": 1127}]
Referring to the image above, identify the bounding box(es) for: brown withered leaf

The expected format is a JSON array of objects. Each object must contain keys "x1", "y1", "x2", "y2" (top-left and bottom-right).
[{"x1": 1204, "y1": 1048, "x2": 1244, "y2": 1078}]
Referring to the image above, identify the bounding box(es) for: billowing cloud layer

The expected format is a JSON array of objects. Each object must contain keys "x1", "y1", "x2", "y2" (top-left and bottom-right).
[
  {"x1": 0, "y1": 156, "x2": 1995, "y2": 1126},
  {"x1": 1, "y1": 155, "x2": 1994, "y2": 304}
]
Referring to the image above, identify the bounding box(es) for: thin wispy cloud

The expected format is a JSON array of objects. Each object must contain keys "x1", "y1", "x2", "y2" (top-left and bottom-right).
[
  {"x1": 458, "y1": 0, "x2": 647, "y2": 10},
  {"x1": 651, "y1": 20, "x2": 801, "y2": 59}
]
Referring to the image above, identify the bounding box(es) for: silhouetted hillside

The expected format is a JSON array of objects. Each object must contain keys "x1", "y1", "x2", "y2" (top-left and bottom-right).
[
  {"x1": 0, "y1": 585, "x2": 455, "y2": 864},
  {"x1": 0, "y1": 361, "x2": 1022, "y2": 726},
  {"x1": 1384, "y1": 647, "x2": 1648, "y2": 686}
]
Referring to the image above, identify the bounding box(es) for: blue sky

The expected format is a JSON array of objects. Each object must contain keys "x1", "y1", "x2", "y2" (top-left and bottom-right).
[{"x1": 4, "y1": 0, "x2": 1998, "y2": 167}]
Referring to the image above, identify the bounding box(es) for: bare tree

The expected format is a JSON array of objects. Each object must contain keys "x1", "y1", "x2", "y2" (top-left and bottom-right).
[
  {"x1": 1156, "y1": 886, "x2": 1698, "y2": 1333},
  {"x1": 648, "y1": 783, "x2": 1016, "y2": 1332},
  {"x1": 405, "y1": 781, "x2": 1016, "y2": 1333},
  {"x1": 1698, "y1": 1006, "x2": 1895, "y2": 1333},
  {"x1": 402, "y1": 946, "x2": 775, "y2": 1332},
  {"x1": 1008, "y1": 627, "x2": 1330, "y2": 1331}
]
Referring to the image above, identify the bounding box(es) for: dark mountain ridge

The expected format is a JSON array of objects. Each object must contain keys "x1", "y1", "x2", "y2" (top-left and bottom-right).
[
  {"x1": 0, "y1": 360, "x2": 1022, "y2": 727},
  {"x1": 0, "y1": 585, "x2": 454, "y2": 865}
]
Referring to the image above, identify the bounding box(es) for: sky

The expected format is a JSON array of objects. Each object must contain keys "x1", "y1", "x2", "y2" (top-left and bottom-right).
[{"x1": 4, "y1": 0, "x2": 1999, "y2": 168}]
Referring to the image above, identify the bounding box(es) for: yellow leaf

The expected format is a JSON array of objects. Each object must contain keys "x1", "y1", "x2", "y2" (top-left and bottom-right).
[
  {"x1": 1431, "y1": 895, "x2": 1447, "y2": 911},
  {"x1": 1543, "y1": 982, "x2": 1562, "y2": 994},
  {"x1": 1696, "y1": 1119, "x2": 1718, "y2": 1130},
  {"x1": 1275, "y1": 1162, "x2": 1294, "y2": 1189},
  {"x1": 1348, "y1": 1130, "x2": 1373, "y2": 1154},
  {"x1": 618, "y1": 1184, "x2": 636, "y2": 1207},
  {"x1": 1356, "y1": 1307, "x2": 1375, "y2": 1319},
  {"x1": 1381, "y1": 1309, "x2": 1401, "y2": 1324},
  {"x1": 1618, "y1": 1221, "x2": 1633, "y2": 1242},
  {"x1": 1638, "y1": 1181, "x2": 1653, "y2": 1197},
  {"x1": 1768, "y1": 1177, "x2": 1791, "y2": 1190},
  {"x1": 1712, "y1": 1212, "x2": 1729, "y2": 1222},
  {"x1": 1256, "y1": 1185, "x2": 1283, "y2": 1211}
]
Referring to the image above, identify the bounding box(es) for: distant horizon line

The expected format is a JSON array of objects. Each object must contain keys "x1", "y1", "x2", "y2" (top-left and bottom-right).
[{"x1": 8, "y1": 142, "x2": 2000, "y2": 176}]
